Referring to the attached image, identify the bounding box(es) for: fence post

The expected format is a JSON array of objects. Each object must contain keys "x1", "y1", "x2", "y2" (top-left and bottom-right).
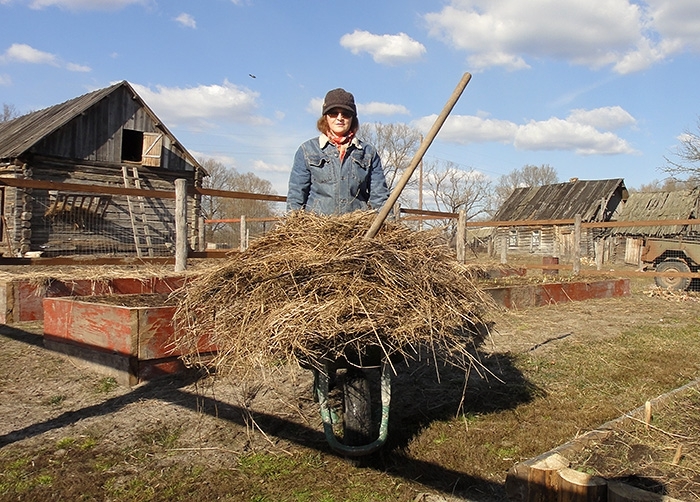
[
  {"x1": 594, "y1": 238, "x2": 604, "y2": 270},
  {"x1": 500, "y1": 231, "x2": 508, "y2": 264},
  {"x1": 198, "y1": 215, "x2": 205, "y2": 252},
  {"x1": 456, "y1": 210, "x2": 466, "y2": 264},
  {"x1": 175, "y1": 179, "x2": 187, "y2": 272},
  {"x1": 573, "y1": 214, "x2": 581, "y2": 276},
  {"x1": 240, "y1": 215, "x2": 247, "y2": 252}
]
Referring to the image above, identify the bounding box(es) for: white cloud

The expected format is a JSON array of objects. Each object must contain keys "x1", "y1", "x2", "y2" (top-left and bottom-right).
[
  {"x1": 0, "y1": 43, "x2": 91, "y2": 72},
  {"x1": 25, "y1": 0, "x2": 150, "y2": 10},
  {"x1": 251, "y1": 159, "x2": 289, "y2": 174},
  {"x1": 175, "y1": 13, "x2": 196, "y2": 29},
  {"x1": 1, "y1": 43, "x2": 58, "y2": 65},
  {"x1": 131, "y1": 80, "x2": 271, "y2": 127},
  {"x1": 65, "y1": 62, "x2": 91, "y2": 72},
  {"x1": 566, "y1": 106, "x2": 636, "y2": 130},
  {"x1": 412, "y1": 107, "x2": 638, "y2": 156},
  {"x1": 307, "y1": 97, "x2": 409, "y2": 117},
  {"x1": 306, "y1": 97, "x2": 323, "y2": 116},
  {"x1": 360, "y1": 102, "x2": 410, "y2": 116},
  {"x1": 646, "y1": 0, "x2": 700, "y2": 51},
  {"x1": 340, "y1": 30, "x2": 426, "y2": 65},
  {"x1": 424, "y1": 0, "x2": 699, "y2": 74},
  {"x1": 514, "y1": 118, "x2": 636, "y2": 155},
  {"x1": 0, "y1": 74, "x2": 11, "y2": 85},
  {"x1": 414, "y1": 114, "x2": 518, "y2": 143}
]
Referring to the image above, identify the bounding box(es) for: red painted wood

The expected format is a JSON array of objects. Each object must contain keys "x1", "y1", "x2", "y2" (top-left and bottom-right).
[
  {"x1": 4, "y1": 276, "x2": 186, "y2": 322},
  {"x1": 43, "y1": 297, "x2": 137, "y2": 355},
  {"x1": 43, "y1": 294, "x2": 216, "y2": 359},
  {"x1": 485, "y1": 279, "x2": 630, "y2": 309}
]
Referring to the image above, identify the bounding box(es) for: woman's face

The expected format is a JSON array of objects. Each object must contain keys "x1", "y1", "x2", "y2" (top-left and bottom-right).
[{"x1": 325, "y1": 108, "x2": 353, "y2": 136}]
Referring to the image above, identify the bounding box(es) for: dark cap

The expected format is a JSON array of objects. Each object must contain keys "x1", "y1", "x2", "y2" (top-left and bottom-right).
[{"x1": 322, "y1": 88, "x2": 357, "y2": 116}]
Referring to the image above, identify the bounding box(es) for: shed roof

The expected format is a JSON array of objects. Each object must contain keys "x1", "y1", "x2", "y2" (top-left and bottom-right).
[
  {"x1": 493, "y1": 178, "x2": 627, "y2": 222},
  {"x1": 0, "y1": 80, "x2": 201, "y2": 170},
  {"x1": 612, "y1": 188, "x2": 699, "y2": 236}
]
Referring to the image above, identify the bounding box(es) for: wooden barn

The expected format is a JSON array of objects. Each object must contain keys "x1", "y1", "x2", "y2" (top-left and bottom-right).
[
  {"x1": 609, "y1": 188, "x2": 700, "y2": 265},
  {"x1": 492, "y1": 178, "x2": 628, "y2": 260},
  {"x1": 0, "y1": 80, "x2": 205, "y2": 257}
]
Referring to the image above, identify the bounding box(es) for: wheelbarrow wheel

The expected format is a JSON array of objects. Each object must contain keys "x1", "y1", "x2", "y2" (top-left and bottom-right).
[{"x1": 342, "y1": 366, "x2": 372, "y2": 446}]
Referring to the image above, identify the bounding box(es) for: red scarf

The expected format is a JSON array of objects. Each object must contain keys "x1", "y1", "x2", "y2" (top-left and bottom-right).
[{"x1": 327, "y1": 130, "x2": 355, "y2": 161}]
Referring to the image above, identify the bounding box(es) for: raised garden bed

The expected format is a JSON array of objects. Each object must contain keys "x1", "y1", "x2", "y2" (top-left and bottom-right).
[
  {"x1": 0, "y1": 276, "x2": 185, "y2": 323},
  {"x1": 505, "y1": 378, "x2": 700, "y2": 501},
  {"x1": 36, "y1": 273, "x2": 631, "y2": 387},
  {"x1": 42, "y1": 293, "x2": 213, "y2": 386},
  {"x1": 484, "y1": 278, "x2": 630, "y2": 309}
]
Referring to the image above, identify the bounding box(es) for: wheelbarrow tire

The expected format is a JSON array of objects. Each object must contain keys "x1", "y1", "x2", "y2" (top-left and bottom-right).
[{"x1": 342, "y1": 366, "x2": 372, "y2": 447}]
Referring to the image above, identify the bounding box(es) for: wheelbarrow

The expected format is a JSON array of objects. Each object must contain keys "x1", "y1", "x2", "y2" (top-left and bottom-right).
[
  {"x1": 311, "y1": 72, "x2": 473, "y2": 457},
  {"x1": 311, "y1": 346, "x2": 392, "y2": 457}
]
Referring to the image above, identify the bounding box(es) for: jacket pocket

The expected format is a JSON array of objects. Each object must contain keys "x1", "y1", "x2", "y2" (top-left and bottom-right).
[{"x1": 307, "y1": 154, "x2": 335, "y2": 183}]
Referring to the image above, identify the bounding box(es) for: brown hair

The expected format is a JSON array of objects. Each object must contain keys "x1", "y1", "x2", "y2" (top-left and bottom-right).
[{"x1": 317, "y1": 114, "x2": 359, "y2": 135}]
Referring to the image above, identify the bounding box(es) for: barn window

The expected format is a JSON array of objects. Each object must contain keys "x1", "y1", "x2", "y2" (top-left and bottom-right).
[
  {"x1": 121, "y1": 130, "x2": 162, "y2": 167},
  {"x1": 508, "y1": 228, "x2": 518, "y2": 248},
  {"x1": 531, "y1": 230, "x2": 541, "y2": 250},
  {"x1": 121, "y1": 129, "x2": 143, "y2": 162}
]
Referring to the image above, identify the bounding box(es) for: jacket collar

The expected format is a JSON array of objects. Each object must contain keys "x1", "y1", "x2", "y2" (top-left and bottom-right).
[{"x1": 319, "y1": 133, "x2": 363, "y2": 149}]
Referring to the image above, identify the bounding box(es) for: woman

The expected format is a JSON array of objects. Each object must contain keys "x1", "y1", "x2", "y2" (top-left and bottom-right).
[{"x1": 286, "y1": 88, "x2": 390, "y2": 214}]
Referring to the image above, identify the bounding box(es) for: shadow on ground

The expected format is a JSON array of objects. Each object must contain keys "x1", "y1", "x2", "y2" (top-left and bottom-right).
[{"x1": 0, "y1": 323, "x2": 541, "y2": 501}]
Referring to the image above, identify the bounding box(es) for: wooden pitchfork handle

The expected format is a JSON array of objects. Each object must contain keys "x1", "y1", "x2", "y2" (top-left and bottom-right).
[{"x1": 364, "y1": 72, "x2": 472, "y2": 240}]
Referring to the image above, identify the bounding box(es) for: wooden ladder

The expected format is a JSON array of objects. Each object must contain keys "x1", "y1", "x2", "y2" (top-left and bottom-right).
[{"x1": 122, "y1": 166, "x2": 154, "y2": 257}]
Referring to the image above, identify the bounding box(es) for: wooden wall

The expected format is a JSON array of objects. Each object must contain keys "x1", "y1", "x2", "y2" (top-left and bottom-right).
[
  {"x1": 493, "y1": 225, "x2": 597, "y2": 260},
  {"x1": 29, "y1": 86, "x2": 192, "y2": 172},
  {"x1": 1, "y1": 159, "x2": 198, "y2": 257}
]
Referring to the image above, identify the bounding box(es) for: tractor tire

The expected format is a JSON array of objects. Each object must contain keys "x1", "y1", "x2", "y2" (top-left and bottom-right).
[
  {"x1": 655, "y1": 259, "x2": 691, "y2": 291},
  {"x1": 342, "y1": 366, "x2": 372, "y2": 446}
]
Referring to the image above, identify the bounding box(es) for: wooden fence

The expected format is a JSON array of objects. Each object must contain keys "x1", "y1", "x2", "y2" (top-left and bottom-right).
[{"x1": 0, "y1": 177, "x2": 697, "y2": 282}]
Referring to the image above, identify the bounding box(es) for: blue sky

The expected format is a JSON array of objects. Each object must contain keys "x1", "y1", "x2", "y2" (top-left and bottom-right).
[{"x1": 1, "y1": 0, "x2": 700, "y2": 197}]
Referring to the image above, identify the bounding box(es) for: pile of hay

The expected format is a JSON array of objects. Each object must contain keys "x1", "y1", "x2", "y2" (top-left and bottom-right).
[{"x1": 172, "y1": 211, "x2": 495, "y2": 374}]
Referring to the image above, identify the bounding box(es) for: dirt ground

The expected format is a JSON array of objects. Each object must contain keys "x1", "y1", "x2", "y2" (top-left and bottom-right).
[{"x1": 0, "y1": 269, "x2": 699, "y2": 501}]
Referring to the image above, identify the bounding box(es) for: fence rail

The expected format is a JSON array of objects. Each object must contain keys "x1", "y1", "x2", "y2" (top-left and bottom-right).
[{"x1": 0, "y1": 178, "x2": 698, "y2": 285}]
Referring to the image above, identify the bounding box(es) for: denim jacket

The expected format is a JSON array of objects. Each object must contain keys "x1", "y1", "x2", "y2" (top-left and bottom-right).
[{"x1": 286, "y1": 134, "x2": 390, "y2": 215}]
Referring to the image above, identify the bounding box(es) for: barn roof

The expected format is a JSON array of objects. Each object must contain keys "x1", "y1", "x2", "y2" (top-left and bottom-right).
[
  {"x1": 0, "y1": 80, "x2": 201, "y2": 170},
  {"x1": 612, "y1": 188, "x2": 699, "y2": 236},
  {"x1": 493, "y1": 178, "x2": 627, "y2": 222}
]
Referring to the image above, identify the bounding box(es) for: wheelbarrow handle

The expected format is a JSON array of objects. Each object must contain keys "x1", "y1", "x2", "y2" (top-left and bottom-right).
[{"x1": 364, "y1": 72, "x2": 472, "y2": 240}]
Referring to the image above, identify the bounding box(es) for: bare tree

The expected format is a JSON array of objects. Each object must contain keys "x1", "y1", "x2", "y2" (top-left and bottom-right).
[
  {"x1": 631, "y1": 178, "x2": 698, "y2": 192},
  {"x1": 199, "y1": 158, "x2": 277, "y2": 246},
  {"x1": 2, "y1": 104, "x2": 19, "y2": 122},
  {"x1": 491, "y1": 164, "x2": 559, "y2": 213},
  {"x1": 422, "y1": 160, "x2": 491, "y2": 236},
  {"x1": 359, "y1": 122, "x2": 422, "y2": 204},
  {"x1": 427, "y1": 160, "x2": 491, "y2": 216},
  {"x1": 661, "y1": 120, "x2": 700, "y2": 183}
]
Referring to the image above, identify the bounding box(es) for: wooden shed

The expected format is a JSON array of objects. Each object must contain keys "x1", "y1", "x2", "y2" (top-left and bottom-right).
[
  {"x1": 492, "y1": 178, "x2": 628, "y2": 259},
  {"x1": 0, "y1": 81, "x2": 205, "y2": 257},
  {"x1": 609, "y1": 188, "x2": 700, "y2": 265}
]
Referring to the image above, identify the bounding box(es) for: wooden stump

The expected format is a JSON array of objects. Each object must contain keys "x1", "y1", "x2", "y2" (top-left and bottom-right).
[
  {"x1": 557, "y1": 468, "x2": 606, "y2": 502},
  {"x1": 506, "y1": 452, "x2": 570, "y2": 502},
  {"x1": 527, "y1": 453, "x2": 570, "y2": 502}
]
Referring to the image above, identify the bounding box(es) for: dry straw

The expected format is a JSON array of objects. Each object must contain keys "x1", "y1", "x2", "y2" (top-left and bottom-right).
[{"x1": 172, "y1": 211, "x2": 495, "y2": 375}]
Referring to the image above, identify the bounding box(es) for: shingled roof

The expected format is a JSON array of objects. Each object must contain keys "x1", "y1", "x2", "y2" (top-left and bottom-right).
[
  {"x1": 612, "y1": 188, "x2": 699, "y2": 236},
  {"x1": 0, "y1": 80, "x2": 200, "y2": 170},
  {"x1": 493, "y1": 178, "x2": 627, "y2": 222}
]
